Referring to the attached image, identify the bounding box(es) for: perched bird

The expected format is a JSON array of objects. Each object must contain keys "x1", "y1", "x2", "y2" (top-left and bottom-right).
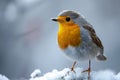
[{"x1": 51, "y1": 10, "x2": 107, "y2": 79}]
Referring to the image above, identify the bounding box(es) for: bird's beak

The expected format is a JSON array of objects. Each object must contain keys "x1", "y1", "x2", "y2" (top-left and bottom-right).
[{"x1": 51, "y1": 18, "x2": 58, "y2": 22}]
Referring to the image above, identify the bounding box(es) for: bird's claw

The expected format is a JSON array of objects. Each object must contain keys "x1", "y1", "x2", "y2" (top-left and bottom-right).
[
  {"x1": 82, "y1": 67, "x2": 91, "y2": 73},
  {"x1": 82, "y1": 60, "x2": 91, "y2": 80}
]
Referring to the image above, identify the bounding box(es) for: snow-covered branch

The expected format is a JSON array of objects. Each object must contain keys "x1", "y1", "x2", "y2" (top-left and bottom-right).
[
  {"x1": 30, "y1": 67, "x2": 120, "y2": 80},
  {"x1": 0, "y1": 67, "x2": 120, "y2": 80}
]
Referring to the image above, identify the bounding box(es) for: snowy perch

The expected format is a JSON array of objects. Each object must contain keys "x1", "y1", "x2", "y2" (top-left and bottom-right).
[
  {"x1": 0, "y1": 74, "x2": 9, "y2": 80},
  {"x1": 30, "y1": 67, "x2": 120, "y2": 80},
  {"x1": 0, "y1": 67, "x2": 120, "y2": 80}
]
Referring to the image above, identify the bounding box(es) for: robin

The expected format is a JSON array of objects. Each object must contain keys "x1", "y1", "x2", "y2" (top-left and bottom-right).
[{"x1": 51, "y1": 10, "x2": 107, "y2": 79}]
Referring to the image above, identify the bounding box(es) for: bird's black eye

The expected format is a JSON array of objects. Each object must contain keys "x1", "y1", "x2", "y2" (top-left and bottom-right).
[{"x1": 66, "y1": 17, "x2": 70, "y2": 22}]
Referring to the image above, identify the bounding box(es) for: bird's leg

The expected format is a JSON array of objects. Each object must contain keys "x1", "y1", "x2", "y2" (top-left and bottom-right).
[
  {"x1": 66, "y1": 61, "x2": 76, "y2": 76},
  {"x1": 82, "y1": 60, "x2": 91, "y2": 80},
  {"x1": 71, "y1": 61, "x2": 77, "y2": 73}
]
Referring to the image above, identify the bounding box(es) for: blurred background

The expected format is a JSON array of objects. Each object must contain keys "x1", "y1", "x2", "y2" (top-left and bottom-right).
[{"x1": 0, "y1": 0, "x2": 120, "y2": 79}]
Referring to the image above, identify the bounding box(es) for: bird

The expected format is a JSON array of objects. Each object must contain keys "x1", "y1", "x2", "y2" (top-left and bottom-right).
[{"x1": 51, "y1": 10, "x2": 107, "y2": 79}]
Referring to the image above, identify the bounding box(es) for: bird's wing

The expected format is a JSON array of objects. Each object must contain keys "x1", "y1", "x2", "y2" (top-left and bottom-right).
[
  {"x1": 83, "y1": 25, "x2": 107, "y2": 60},
  {"x1": 83, "y1": 25, "x2": 104, "y2": 50}
]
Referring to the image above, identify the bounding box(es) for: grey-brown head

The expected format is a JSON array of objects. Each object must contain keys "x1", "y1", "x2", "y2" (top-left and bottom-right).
[{"x1": 51, "y1": 10, "x2": 90, "y2": 26}]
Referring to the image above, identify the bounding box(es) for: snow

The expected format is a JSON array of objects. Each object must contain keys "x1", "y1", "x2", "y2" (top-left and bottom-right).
[
  {"x1": 30, "y1": 69, "x2": 41, "y2": 78},
  {"x1": 0, "y1": 67, "x2": 120, "y2": 80},
  {"x1": 0, "y1": 74, "x2": 9, "y2": 80},
  {"x1": 29, "y1": 67, "x2": 120, "y2": 80}
]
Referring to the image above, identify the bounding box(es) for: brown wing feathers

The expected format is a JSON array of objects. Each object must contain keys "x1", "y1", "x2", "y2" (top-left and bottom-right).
[{"x1": 83, "y1": 25, "x2": 103, "y2": 50}]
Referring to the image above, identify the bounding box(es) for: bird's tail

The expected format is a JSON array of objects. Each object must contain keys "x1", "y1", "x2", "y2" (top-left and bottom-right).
[{"x1": 97, "y1": 54, "x2": 107, "y2": 61}]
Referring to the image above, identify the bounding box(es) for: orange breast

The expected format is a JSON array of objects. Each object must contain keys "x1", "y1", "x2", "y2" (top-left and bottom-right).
[{"x1": 58, "y1": 23, "x2": 82, "y2": 49}]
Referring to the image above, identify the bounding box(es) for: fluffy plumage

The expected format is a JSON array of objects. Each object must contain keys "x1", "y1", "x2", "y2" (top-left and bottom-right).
[{"x1": 53, "y1": 10, "x2": 107, "y2": 61}]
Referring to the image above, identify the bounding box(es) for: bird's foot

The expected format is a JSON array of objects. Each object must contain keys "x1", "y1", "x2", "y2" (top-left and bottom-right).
[
  {"x1": 70, "y1": 61, "x2": 76, "y2": 73},
  {"x1": 82, "y1": 60, "x2": 91, "y2": 80},
  {"x1": 82, "y1": 67, "x2": 91, "y2": 80},
  {"x1": 65, "y1": 61, "x2": 76, "y2": 76},
  {"x1": 82, "y1": 67, "x2": 91, "y2": 73}
]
